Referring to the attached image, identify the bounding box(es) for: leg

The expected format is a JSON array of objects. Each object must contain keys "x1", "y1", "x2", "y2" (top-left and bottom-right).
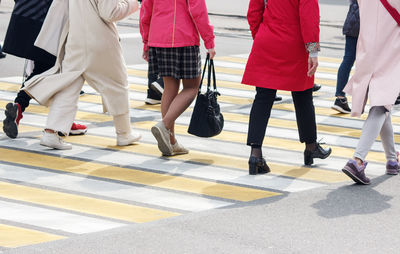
[
  {"x1": 246, "y1": 87, "x2": 275, "y2": 174},
  {"x1": 247, "y1": 87, "x2": 276, "y2": 152},
  {"x1": 336, "y1": 36, "x2": 357, "y2": 98},
  {"x1": 292, "y1": 88, "x2": 317, "y2": 145},
  {"x1": 354, "y1": 106, "x2": 388, "y2": 163},
  {"x1": 332, "y1": 36, "x2": 357, "y2": 113},
  {"x1": 292, "y1": 88, "x2": 331, "y2": 165},
  {"x1": 379, "y1": 113, "x2": 397, "y2": 161},
  {"x1": 162, "y1": 76, "x2": 200, "y2": 144},
  {"x1": 45, "y1": 76, "x2": 85, "y2": 135},
  {"x1": 16, "y1": 60, "x2": 55, "y2": 112},
  {"x1": 342, "y1": 106, "x2": 387, "y2": 184}
]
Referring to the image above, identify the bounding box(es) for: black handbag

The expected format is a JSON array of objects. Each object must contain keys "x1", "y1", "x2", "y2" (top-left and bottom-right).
[{"x1": 188, "y1": 54, "x2": 224, "y2": 137}]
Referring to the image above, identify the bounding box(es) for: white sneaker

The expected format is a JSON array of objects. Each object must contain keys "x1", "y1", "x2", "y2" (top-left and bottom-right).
[
  {"x1": 40, "y1": 132, "x2": 72, "y2": 150},
  {"x1": 117, "y1": 132, "x2": 142, "y2": 146}
]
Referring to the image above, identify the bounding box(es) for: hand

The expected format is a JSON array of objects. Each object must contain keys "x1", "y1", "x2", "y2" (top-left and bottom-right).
[
  {"x1": 307, "y1": 56, "x2": 318, "y2": 77},
  {"x1": 142, "y1": 50, "x2": 149, "y2": 62},
  {"x1": 207, "y1": 48, "x2": 216, "y2": 59}
]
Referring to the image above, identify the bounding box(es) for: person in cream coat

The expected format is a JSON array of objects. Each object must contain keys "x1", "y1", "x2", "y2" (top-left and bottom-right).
[{"x1": 24, "y1": 0, "x2": 141, "y2": 149}]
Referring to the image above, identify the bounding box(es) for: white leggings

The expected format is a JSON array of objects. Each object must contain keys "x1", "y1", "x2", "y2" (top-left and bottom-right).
[{"x1": 354, "y1": 106, "x2": 397, "y2": 162}]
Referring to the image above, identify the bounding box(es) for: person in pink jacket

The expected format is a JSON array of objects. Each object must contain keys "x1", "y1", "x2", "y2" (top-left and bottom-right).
[
  {"x1": 342, "y1": 0, "x2": 400, "y2": 185},
  {"x1": 140, "y1": 0, "x2": 216, "y2": 156}
]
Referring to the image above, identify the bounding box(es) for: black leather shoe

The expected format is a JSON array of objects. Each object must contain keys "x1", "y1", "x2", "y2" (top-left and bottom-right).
[
  {"x1": 304, "y1": 143, "x2": 332, "y2": 166},
  {"x1": 248, "y1": 156, "x2": 270, "y2": 175},
  {"x1": 313, "y1": 83, "x2": 321, "y2": 92},
  {"x1": 274, "y1": 96, "x2": 282, "y2": 102},
  {"x1": 0, "y1": 52, "x2": 6, "y2": 59}
]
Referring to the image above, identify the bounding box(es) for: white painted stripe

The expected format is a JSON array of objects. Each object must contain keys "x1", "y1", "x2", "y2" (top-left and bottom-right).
[
  {"x1": 118, "y1": 33, "x2": 142, "y2": 39},
  {"x1": 0, "y1": 200, "x2": 125, "y2": 234},
  {"x1": 0, "y1": 138, "x2": 327, "y2": 193},
  {"x1": 0, "y1": 164, "x2": 233, "y2": 212}
]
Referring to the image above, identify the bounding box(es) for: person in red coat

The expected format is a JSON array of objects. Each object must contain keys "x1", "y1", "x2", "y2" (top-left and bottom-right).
[{"x1": 242, "y1": 0, "x2": 332, "y2": 175}]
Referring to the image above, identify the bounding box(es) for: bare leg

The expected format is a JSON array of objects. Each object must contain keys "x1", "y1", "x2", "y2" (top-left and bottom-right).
[{"x1": 162, "y1": 76, "x2": 201, "y2": 144}]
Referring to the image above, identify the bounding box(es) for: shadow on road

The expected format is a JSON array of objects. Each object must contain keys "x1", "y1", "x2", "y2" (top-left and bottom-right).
[{"x1": 311, "y1": 175, "x2": 393, "y2": 218}]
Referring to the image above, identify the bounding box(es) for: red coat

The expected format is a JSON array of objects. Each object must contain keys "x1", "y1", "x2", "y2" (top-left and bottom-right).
[{"x1": 242, "y1": 0, "x2": 320, "y2": 91}]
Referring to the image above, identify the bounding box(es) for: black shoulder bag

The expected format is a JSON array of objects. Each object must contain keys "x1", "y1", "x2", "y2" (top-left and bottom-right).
[{"x1": 188, "y1": 54, "x2": 224, "y2": 137}]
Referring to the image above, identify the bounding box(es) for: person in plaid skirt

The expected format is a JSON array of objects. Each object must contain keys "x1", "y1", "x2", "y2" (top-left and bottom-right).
[{"x1": 140, "y1": 0, "x2": 216, "y2": 156}]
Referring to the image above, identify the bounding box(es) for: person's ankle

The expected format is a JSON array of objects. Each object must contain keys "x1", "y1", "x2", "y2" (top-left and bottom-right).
[
  {"x1": 44, "y1": 129, "x2": 56, "y2": 134},
  {"x1": 354, "y1": 157, "x2": 364, "y2": 167}
]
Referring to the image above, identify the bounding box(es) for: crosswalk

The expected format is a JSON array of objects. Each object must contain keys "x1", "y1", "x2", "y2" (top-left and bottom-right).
[{"x1": 0, "y1": 54, "x2": 397, "y2": 249}]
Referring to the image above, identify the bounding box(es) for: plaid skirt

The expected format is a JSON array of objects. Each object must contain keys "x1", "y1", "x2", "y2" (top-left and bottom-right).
[{"x1": 148, "y1": 46, "x2": 202, "y2": 80}]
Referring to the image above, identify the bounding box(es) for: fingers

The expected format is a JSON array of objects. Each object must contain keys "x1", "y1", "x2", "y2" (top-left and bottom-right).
[
  {"x1": 142, "y1": 51, "x2": 149, "y2": 62},
  {"x1": 307, "y1": 57, "x2": 318, "y2": 77},
  {"x1": 208, "y1": 48, "x2": 216, "y2": 59}
]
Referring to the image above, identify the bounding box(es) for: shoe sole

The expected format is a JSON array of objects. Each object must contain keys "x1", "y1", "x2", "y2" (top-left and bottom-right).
[
  {"x1": 3, "y1": 103, "x2": 18, "y2": 139},
  {"x1": 145, "y1": 98, "x2": 161, "y2": 105},
  {"x1": 342, "y1": 167, "x2": 370, "y2": 185},
  {"x1": 164, "y1": 150, "x2": 189, "y2": 156},
  {"x1": 151, "y1": 126, "x2": 173, "y2": 156},
  {"x1": 150, "y1": 82, "x2": 164, "y2": 96},
  {"x1": 69, "y1": 129, "x2": 88, "y2": 135},
  {"x1": 385, "y1": 170, "x2": 399, "y2": 175},
  {"x1": 331, "y1": 105, "x2": 351, "y2": 114},
  {"x1": 313, "y1": 86, "x2": 321, "y2": 92},
  {"x1": 39, "y1": 141, "x2": 72, "y2": 150}
]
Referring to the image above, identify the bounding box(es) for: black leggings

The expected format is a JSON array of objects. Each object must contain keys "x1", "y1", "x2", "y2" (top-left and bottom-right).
[
  {"x1": 15, "y1": 60, "x2": 55, "y2": 112},
  {"x1": 247, "y1": 87, "x2": 317, "y2": 146}
]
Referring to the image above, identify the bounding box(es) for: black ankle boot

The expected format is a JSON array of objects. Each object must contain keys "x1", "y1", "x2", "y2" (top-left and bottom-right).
[
  {"x1": 248, "y1": 156, "x2": 270, "y2": 175},
  {"x1": 304, "y1": 143, "x2": 332, "y2": 166}
]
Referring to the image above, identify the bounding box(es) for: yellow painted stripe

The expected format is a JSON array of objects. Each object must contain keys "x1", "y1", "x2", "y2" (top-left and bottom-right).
[
  {"x1": 0, "y1": 148, "x2": 278, "y2": 202},
  {"x1": 0, "y1": 181, "x2": 178, "y2": 223},
  {"x1": 133, "y1": 121, "x2": 386, "y2": 164},
  {"x1": 0, "y1": 224, "x2": 64, "y2": 248},
  {"x1": 48, "y1": 135, "x2": 349, "y2": 183},
  {"x1": 0, "y1": 82, "x2": 19, "y2": 92}
]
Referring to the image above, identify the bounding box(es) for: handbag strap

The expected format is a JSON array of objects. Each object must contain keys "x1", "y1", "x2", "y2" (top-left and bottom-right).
[
  {"x1": 199, "y1": 53, "x2": 218, "y2": 92},
  {"x1": 198, "y1": 53, "x2": 210, "y2": 92},
  {"x1": 380, "y1": 0, "x2": 400, "y2": 26}
]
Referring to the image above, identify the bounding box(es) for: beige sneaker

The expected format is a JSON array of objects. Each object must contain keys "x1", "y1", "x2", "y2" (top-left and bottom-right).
[
  {"x1": 117, "y1": 132, "x2": 142, "y2": 146},
  {"x1": 167, "y1": 142, "x2": 189, "y2": 156},
  {"x1": 151, "y1": 122, "x2": 173, "y2": 156},
  {"x1": 40, "y1": 131, "x2": 72, "y2": 150}
]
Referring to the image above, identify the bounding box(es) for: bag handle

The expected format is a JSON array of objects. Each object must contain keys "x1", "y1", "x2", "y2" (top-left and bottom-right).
[
  {"x1": 198, "y1": 53, "x2": 218, "y2": 93},
  {"x1": 198, "y1": 53, "x2": 210, "y2": 92}
]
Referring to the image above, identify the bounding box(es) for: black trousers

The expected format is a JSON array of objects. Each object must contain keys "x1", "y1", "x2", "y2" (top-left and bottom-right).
[
  {"x1": 247, "y1": 87, "x2": 317, "y2": 146},
  {"x1": 15, "y1": 59, "x2": 54, "y2": 112}
]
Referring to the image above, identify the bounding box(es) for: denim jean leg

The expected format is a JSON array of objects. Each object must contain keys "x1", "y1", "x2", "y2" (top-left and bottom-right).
[{"x1": 336, "y1": 36, "x2": 357, "y2": 97}]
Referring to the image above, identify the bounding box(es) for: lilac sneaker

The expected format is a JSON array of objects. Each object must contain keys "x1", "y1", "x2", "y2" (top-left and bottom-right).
[
  {"x1": 342, "y1": 159, "x2": 370, "y2": 185},
  {"x1": 386, "y1": 160, "x2": 400, "y2": 175}
]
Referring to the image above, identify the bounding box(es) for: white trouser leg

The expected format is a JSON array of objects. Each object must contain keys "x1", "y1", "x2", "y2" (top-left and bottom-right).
[
  {"x1": 113, "y1": 113, "x2": 132, "y2": 137},
  {"x1": 354, "y1": 106, "x2": 393, "y2": 161},
  {"x1": 46, "y1": 76, "x2": 85, "y2": 135}
]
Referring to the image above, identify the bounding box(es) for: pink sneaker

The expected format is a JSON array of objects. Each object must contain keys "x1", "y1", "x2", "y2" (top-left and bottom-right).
[{"x1": 69, "y1": 123, "x2": 87, "y2": 135}]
